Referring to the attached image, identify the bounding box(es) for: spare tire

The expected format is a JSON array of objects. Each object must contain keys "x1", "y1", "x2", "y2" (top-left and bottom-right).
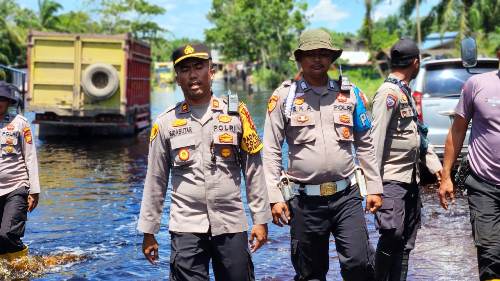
[{"x1": 81, "y1": 63, "x2": 120, "y2": 100}]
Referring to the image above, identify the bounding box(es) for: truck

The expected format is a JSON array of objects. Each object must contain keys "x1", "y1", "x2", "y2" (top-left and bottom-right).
[
  {"x1": 27, "y1": 31, "x2": 151, "y2": 137},
  {"x1": 154, "y1": 62, "x2": 174, "y2": 87}
]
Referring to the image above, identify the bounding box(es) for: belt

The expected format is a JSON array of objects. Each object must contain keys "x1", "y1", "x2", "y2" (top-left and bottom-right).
[{"x1": 293, "y1": 173, "x2": 357, "y2": 196}]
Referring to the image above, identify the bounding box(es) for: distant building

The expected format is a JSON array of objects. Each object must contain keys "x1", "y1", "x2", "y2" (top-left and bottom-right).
[{"x1": 421, "y1": 31, "x2": 458, "y2": 57}]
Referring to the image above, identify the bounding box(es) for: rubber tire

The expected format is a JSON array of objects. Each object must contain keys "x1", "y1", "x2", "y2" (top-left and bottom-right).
[{"x1": 81, "y1": 63, "x2": 119, "y2": 100}]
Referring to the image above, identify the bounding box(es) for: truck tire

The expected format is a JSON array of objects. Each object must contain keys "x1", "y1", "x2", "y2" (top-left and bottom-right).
[{"x1": 82, "y1": 63, "x2": 119, "y2": 100}]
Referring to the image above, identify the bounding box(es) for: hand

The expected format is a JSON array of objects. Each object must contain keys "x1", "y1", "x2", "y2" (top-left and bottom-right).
[
  {"x1": 142, "y1": 233, "x2": 159, "y2": 265},
  {"x1": 28, "y1": 193, "x2": 39, "y2": 212},
  {"x1": 270, "y1": 202, "x2": 290, "y2": 227},
  {"x1": 249, "y1": 224, "x2": 268, "y2": 253},
  {"x1": 435, "y1": 170, "x2": 443, "y2": 184},
  {"x1": 366, "y1": 194, "x2": 382, "y2": 213},
  {"x1": 438, "y1": 177, "x2": 455, "y2": 210}
]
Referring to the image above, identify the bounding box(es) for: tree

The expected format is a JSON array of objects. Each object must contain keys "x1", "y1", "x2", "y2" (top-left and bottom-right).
[
  {"x1": 205, "y1": 0, "x2": 307, "y2": 82},
  {"x1": 38, "y1": 0, "x2": 63, "y2": 30}
]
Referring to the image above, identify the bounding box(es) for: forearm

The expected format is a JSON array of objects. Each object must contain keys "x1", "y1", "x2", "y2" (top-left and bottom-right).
[{"x1": 442, "y1": 118, "x2": 468, "y2": 179}]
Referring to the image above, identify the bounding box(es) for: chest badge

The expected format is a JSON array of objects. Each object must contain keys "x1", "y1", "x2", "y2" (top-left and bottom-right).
[
  {"x1": 296, "y1": 115, "x2": 309, "y2": 123},
  {"x1": 6, "y1": 124, "x2": 14, "y2": 131},
  {"x1": 218, "y1": 115, "x2": 232, "y2": 123},
  {"x1": 172, "y1": 119, "x2": 187, "y2": 127},
  {"x1": 294, "y1": 98, "x2": 304, "y2": 106},
  {"x1": 178, "y1": 148, "x2": 190, "y2": 161},
  {"x1": 4, "y1": 145, "x2": 14, "y2": 154},
  {"x1": 221, "y1": 147, "x2": 232, "y2": 158},
  {"x1": 340, "y1": 114, "x2": 351, "y2": 124},
  {"x1": 341, "y1": 127, "x2": 351, "y2": 139},
  {"x1": 219, "y1": 133, "x2": 234, "y2": 143}
]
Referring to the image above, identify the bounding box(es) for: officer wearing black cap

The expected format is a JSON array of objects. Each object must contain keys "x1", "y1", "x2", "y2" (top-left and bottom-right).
[
  {"x1": 0, "y1": 81, "x2": 40, "y2": 260},
  {"x1": 371, "y1": 38, "x2": 442, "y2": 280},
  {"x1": 137, "y1": 43, "x2": 271, "y2": 280}
]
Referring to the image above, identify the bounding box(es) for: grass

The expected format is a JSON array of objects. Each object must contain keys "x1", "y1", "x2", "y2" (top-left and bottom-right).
[{"x1": 328, "y1": 67, "x2": 384, "y2": 100}]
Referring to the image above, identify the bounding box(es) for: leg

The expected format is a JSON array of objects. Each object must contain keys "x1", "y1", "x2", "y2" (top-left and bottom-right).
[
  {"x1": 465, "y1": 174, "x2": 500, "y2": 281},
  {"x1": 169, "y1": 232, "x2": 211, "y2": 281},
  {"x1": 399, "y1": 184, "x2": 422, "y2": 281},
  {"x1": 374, "y1": 182, "x2": 407, "y2": 281},
  {"x1": 211, "y1": 232, "x2": 255, "y2": 281},
  {"x1": 331, "y1": 185, "x2": 375, "y2": 281},
  {"x1": 289, "y1": 195, "x2": 331, "y2": 281},
  {"x1": 0, "y1": 187, "x2": 28, "y2": 255}
]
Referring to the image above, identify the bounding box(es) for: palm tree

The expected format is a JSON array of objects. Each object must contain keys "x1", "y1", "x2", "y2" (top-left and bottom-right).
[{"x1": 37, "y1": 0, "x2": 62, "y2": 30}]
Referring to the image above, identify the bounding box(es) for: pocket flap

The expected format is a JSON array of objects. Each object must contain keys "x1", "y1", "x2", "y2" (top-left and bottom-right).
[{"x1": 170, "y1": 135, "x2": 195, "y2": 149}]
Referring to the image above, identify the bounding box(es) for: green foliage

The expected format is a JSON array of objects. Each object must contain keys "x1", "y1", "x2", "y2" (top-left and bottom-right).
[
  {"x1": 206, "y1": 0, "x2": 308, "y2": 84},
  {"x1": 329, "y1": 68, "x2": 383, "y2": 100}
]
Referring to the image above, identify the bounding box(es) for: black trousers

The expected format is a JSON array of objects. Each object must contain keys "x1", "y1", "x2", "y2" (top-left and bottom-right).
[
  {"x1": 288, "y1": 184, "x2": 375, "y2": 281},
  {"x1": 374, "y1": 181, "x2": 421, "y2": 281},
  {"x1": 0, "y1": 186, "x2": 28, "y2": 254},
  {"x1": 465, "y1": 172, "x2": 500, "y2": 281},
  {"x1": 169, "y1": 231, "x2": 255, "y2": 281}
]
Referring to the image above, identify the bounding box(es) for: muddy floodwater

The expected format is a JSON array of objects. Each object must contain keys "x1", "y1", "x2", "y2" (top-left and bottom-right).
[{"x1": 2, "y1": 79, "x2": 478, "y2": 280}]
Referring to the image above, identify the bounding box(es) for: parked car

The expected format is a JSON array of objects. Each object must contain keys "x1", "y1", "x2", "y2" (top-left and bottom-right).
[{"x1": 410, "y1": 57, "x2": 499, "y2": 159}]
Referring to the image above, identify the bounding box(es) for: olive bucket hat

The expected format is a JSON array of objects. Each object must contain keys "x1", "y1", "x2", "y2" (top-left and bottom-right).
[{"x1": 292, "y1": 29, "x2": 343, "y2": 61}]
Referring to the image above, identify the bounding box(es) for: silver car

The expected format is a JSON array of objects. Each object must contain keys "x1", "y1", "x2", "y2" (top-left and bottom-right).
[{"x1": 410, "y1": 58, "x2": 499, "y2": 159}]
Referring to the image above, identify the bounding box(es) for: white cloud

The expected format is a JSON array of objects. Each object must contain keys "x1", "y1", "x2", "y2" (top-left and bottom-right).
[
  {"x1": 307, "y1": 0, "x2": 349, "y2": 25},
  {"x1": 373, "y1": 0, "x2": 402, "y2": 21}
]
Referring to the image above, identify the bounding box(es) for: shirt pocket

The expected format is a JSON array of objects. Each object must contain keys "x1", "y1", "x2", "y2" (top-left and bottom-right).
[
  {"x1": 289, "y1": 112, "x2": 316, "y2": 144},
  {"x1": 170, "y1": 135, "x2": 196, "y2": 168},
  {"x1": 333, "y1": 112, "x2": 354, "y2": 142}
]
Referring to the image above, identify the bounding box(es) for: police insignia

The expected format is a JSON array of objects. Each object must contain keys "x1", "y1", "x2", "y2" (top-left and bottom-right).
[
  {"x1": 296, "y1": 115, "x2": 309, "y2": 123},
  {"x1": 341, "y1": 127, "x2": 351, "y2": 139},
  {"x1": 401, "y1": 94, "x2": 408, "y2": 103},
  {"x1": 150, "y1": 123, "x2": 159, "y2": 142},
  {"x1": 219, "y1": 133, "x2": 234, "y2": 143},
  {"x1": 23, "y1": 127, "x2": 32, "y2": 144},
  {"x1": 340, "y1": 114, "x2": 350, "y2": 124},
  {"x1": 218, "y1": 115, "x2": 232, "y2": 123},
  {"x1": 181, "y1": 102, "x2": 189, "y2": 113},
  {"x1": 172, "y1": 119, "x2": 187, "y2": 127},
  {"x1": 212, "y1": 99, "x2": 220, "y2": 109},
  {"x1": 268, "y1": 95, "x2": 279, "y2": 113},
  {"x1": 6, "y1": 124, "x2": 14, "y2": 131},
  {"x1": 178, "y1": 148, "x2": 190, "y2": 161},
  {"x1": 4, "y1": 145, "x2": 14, "y2": 154},
  {"x1": 184, "y1": 45, "x2": 194, "y2": 55},
  {"x1": 6, "y1": 138, "x2": 14, "y2": 145},
  {"x1": 294, "y1": 98, "x2": 304, "y2": 106},
  {"x1": 239, "y1": 103, "x2": 263, "y2": 154},
  {"x1": 336, "y1": 93, "x2": 347, "y2": 103},
  {"x1": 386, "y1": 94, "x2": 397, "y2": 108},
  {"x1": 221, "y1": 147, "x2": 232, "y2": 158}
]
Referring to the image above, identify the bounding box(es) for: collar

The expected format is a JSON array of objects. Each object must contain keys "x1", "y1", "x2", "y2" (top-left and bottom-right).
[
  {"x1": 179, "y1": 101, "x2": 191, "y2": 113},
  {"x1": 298, "y1": 78, "x2": 339, "y2": 93},
  {"x1": 211, "y1": 96, "x2": 223, "y2": 111}
]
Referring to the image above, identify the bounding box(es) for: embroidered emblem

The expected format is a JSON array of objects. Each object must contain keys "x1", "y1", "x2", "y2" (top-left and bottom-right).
[
  {"x1": 401, "y1": 94, "x2": 408, "y2": 103},
  {"x1": 294, "y1": 98, "x2": 304, "y2": 106},
  {"x1": 172, "y1": 119, "x2": 187, "y2": 127},
  {"x1": 386, "y1": 94, "x2": 397, "y2": 108},
  {"x1": 4, "y1": 145, "x2": 14, "y2": 154},
  {"x1": 296, "y1": 115, "x2": 309, "y2": 123},
  {"x1": 268, "y1": 95, "x2": 279, "y2": 113},
  {"x1": 342, "y1": 127, "x2": 351, "y2": 139},
  {"x1": 184, "y1": 45, "x2": 194, "y2": 55},
  {"x1": 218, "y1": 115, "x2": 232, "y2": 123},
  {"x1": 6, "y1": 124, "x2": 14, "y2": 131},
  {"x1": 181, "y1": 102, "x2": 189, "y2": 113},
  {"x1": 340, "y1": 114, "x2": 350, "y2": 124},
  {"x1": 239, "y1": 103, "x2": 263, "y2": 154},
  {"x1": 221, "y1": 147, "x2": 232, "y2": 158},
  {"x1": 178, "y1": 148, "x2": 190, "y2": 161},
  {"x1": 212, "y1": 99, "x2": 220, "y2": 109},
  {"x1": 219, "y1": 133, "x2": 234, "y2": 144},
  {"x1": 23, "y1": 127, "x2": 32, "y2": 144},
  {"x1": 150, "y1": 123, "x2": 159, "y2": 142}
]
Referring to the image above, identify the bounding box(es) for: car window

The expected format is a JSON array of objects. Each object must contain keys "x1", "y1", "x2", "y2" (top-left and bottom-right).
[{"x1": 423, "y1": 63, "x2": 497, "y2": 97}]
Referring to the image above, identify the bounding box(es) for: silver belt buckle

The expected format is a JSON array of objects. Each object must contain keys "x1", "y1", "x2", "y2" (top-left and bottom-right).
[{"x1": 319, "y1": 182, "x2": 337, "y2": 196}]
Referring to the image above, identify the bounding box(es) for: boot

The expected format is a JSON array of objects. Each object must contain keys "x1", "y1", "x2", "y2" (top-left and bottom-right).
[{"x1": 399, "y1": 250, "x2": 410, "y2": 281}]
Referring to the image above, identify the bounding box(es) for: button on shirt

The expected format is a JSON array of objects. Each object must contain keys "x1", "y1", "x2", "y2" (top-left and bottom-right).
[
  {"x1": 455, "y1": 70, "x2": 500, "y2": 185},
  {"x1": 137, "y1": 96, "x2": 271, "y2": 236},
  {"x1": 371, "y1": 75, "x2": 442, "y2": 183},
  {"x1": 263, "y1": 79, "x2": 383, "y2": 203},
  {"x1": 0, "y1": 114, "x2": 40, "y2": 196}
]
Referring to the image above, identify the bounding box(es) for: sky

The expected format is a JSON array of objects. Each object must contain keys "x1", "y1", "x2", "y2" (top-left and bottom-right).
[{"x1": 18, "y1": 0, "x2": 441, "y2": 40}]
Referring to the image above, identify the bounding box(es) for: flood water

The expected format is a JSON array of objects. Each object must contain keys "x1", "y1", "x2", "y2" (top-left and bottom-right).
[{"x1": 4, "y1": 79, "x2": 478, "y2": 280}]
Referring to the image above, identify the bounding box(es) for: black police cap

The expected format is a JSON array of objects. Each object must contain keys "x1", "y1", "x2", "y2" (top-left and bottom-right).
[
  {"x1": 172, "y1": 43, "x2": 211, "y2": 66},
  {"x1": 390, "y1": 38, "x2": 420, "y2": 67}
]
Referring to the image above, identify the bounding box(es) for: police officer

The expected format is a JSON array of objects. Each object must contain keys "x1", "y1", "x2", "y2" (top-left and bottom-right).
[
  {"x1": 0, "y1": 81, "x2": 40, "y2": 259},
  {"x1": 439, "y1": 44, "x2": 500, "y2": 281},
  {"x1": 263, "y1": 29, "x2": 383, "y2": 281},
  {"x1": 371, "y1": 38, "x2": 442, "y2": 281},
  {"x1": 137, "y1": 43, "x2": 271, "y2": 281}
]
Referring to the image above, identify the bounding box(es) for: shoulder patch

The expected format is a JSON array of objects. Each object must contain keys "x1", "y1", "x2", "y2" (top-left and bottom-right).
[
  {"x1": 386, "y1": 94, "x2": 397, "y2": 108},
  {"x1": 150, "y1": 123, "x2": 159, "y2": 142},
  {"x1": 23, "y1": 126, "x2": 33, "y2": 144},
  {"x1": 238, "y1": 103, "x2": 263, "y2": 154},
  {"x1": 268, "y1": 94, "x2": 279, "y2": 113}
]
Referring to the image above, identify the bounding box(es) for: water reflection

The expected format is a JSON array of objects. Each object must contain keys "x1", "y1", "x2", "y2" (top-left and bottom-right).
[{"x1": 0, "y1": 79, "x2": 478, "y2": 280}]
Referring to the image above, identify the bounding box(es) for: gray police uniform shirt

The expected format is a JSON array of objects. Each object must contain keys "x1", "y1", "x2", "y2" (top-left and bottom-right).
[
  {"x1": 0, "y1": 114, "x2": 40, "y2": 196},
  {"x1": 137, "y1": 96, "x2": 272, "y2": 236},
  {"x1": 263, "y1": 79, "x2": 384, "y2": 203},
  {"x1": 371, "y1": 75, "x2": 442, "y2": 183}
]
